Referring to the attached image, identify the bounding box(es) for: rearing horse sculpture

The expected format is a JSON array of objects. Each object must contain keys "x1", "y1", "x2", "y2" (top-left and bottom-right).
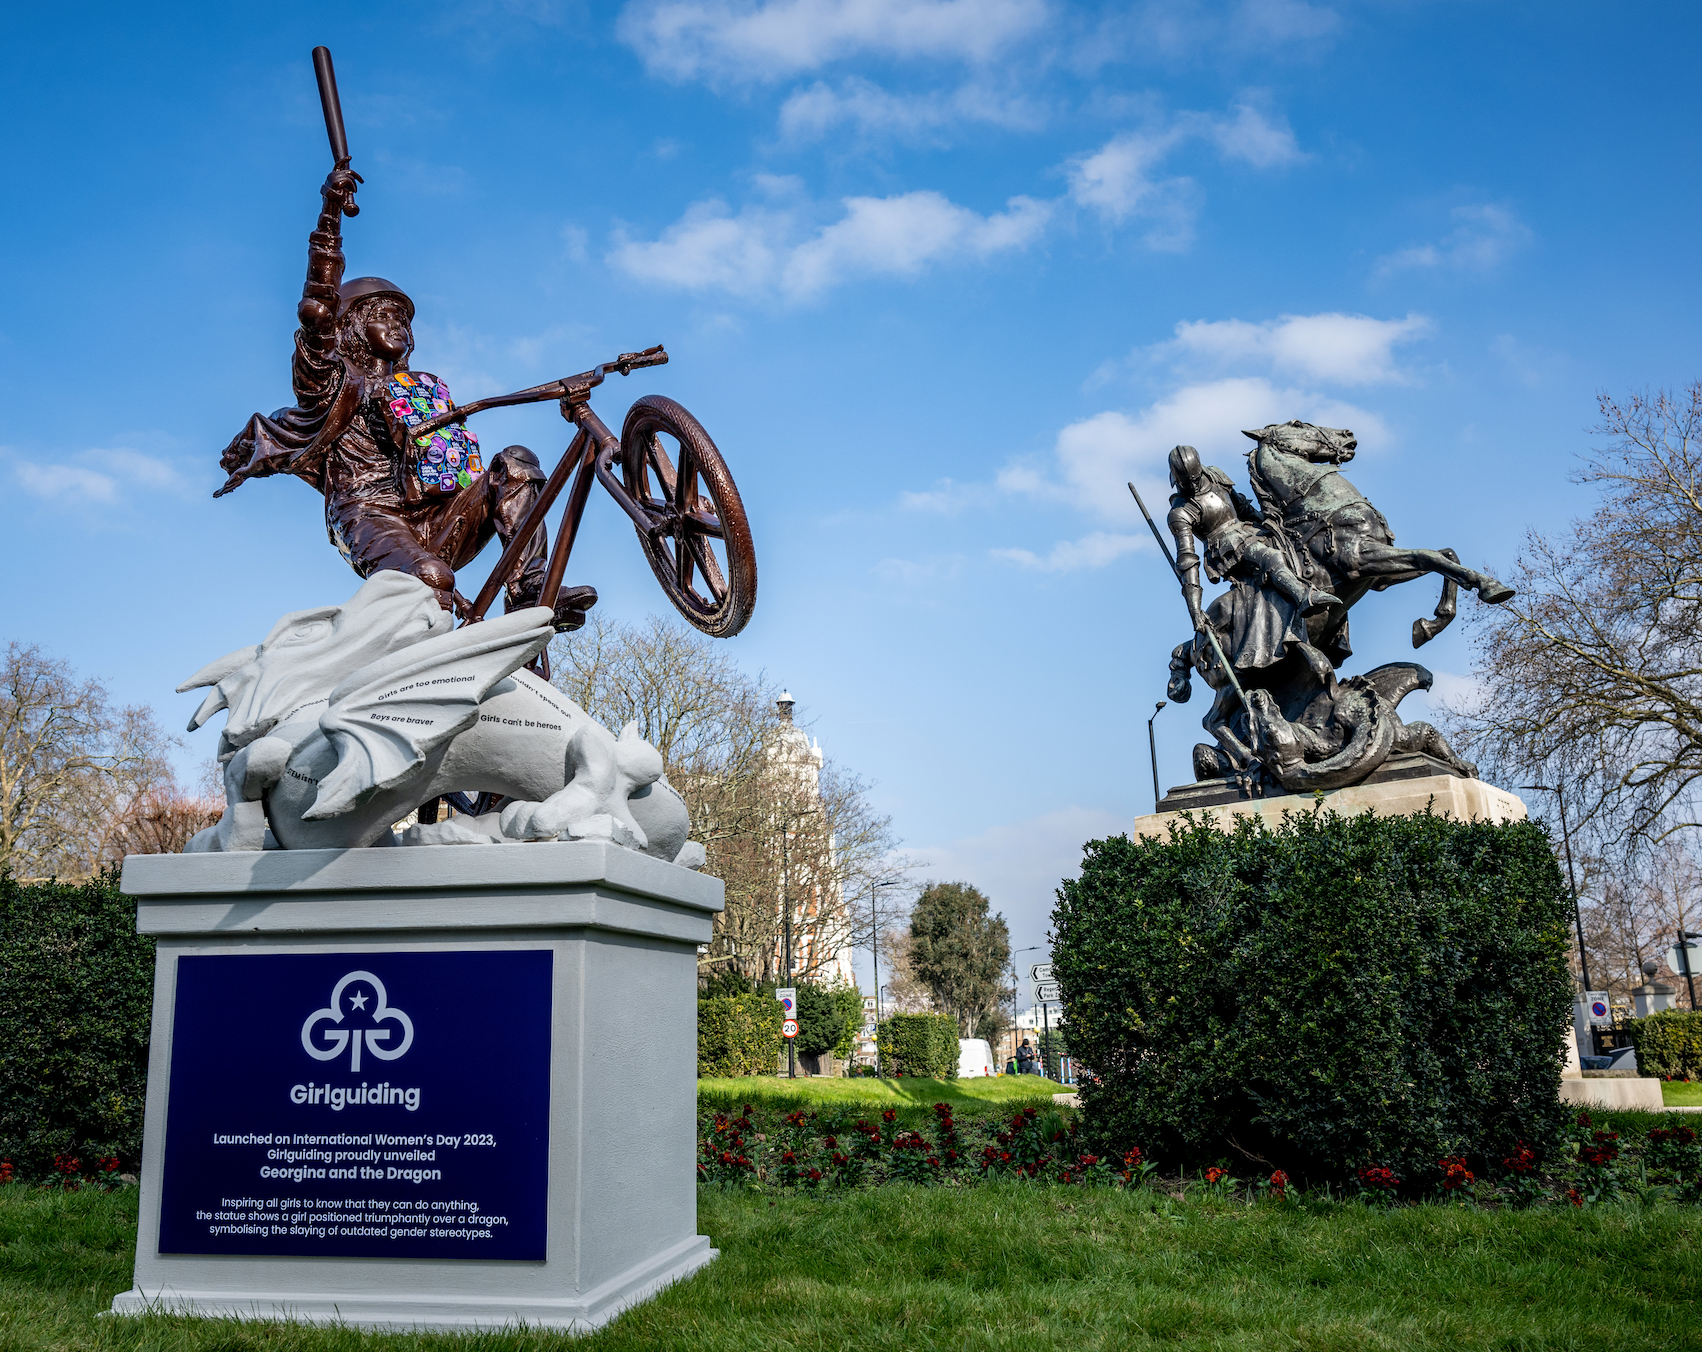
[
  {"x1": 1243, "y1": 420, "x2": 1514, "y2": 653},
  {"x1": 1161, "y1": 420, "x2": 1510, "y2": 795}
]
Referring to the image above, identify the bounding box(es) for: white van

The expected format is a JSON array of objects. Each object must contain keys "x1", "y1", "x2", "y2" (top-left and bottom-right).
[{"x1": 957, "y1": 1038, "x2": 996, "y2": 1078}]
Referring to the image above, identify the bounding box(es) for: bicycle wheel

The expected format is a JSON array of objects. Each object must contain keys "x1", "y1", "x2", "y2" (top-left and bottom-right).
[{"x1": 619, "y1": 394, "x2": 757, "y2": 637}]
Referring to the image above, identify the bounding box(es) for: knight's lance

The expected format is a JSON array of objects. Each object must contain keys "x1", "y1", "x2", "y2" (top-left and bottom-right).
[
  {"x1": 1127, "y1": 481, "x2": 1259, "y2": 743},
  {"x1": 312, "y1": 46, "x2": 350, "y2": 165}
]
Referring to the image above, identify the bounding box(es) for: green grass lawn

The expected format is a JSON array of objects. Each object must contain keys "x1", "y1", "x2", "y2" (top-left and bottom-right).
[
  {"x1": 5, "y1": 1108, "x2": 1702, "y2": 1352},
  {"x1": 697, "y1": 1074, "x2": 1061, "y2": 1117},
  {"x1": 1662, "y1": 1079, "x2": 1702, "y2": 1106}
]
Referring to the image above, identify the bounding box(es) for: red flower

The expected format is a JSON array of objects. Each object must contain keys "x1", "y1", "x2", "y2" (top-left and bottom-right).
[
  {"x1": 1268, "y1": 1170, "x2": 1289, "y2": 1197},
  {"x1": 1438, "y1": 1157, "x2": 1475, "y2": 1191},
  {"x1": 1204, "y1": 1166, "x2": 1227, "y2": 1185},
  {"x1": 1358, "y1": 1165, "x2": 1400, "y2": 1194},
  {"x1": 1503, "y1": 1143, "x2": 1538, "y2": 1175}
]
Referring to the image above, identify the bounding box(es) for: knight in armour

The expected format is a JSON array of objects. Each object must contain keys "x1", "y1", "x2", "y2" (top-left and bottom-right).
[
  {"x1": 212, "y1": 163, "x2": 595, "y2": 628},
  {"x1": 1166, "y1": 443, "x2": 1339, "y2": 675}
]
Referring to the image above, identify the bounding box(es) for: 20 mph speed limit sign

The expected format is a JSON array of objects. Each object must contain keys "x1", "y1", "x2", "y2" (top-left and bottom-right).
[{"x1": 782, "y1": 1019, "x2": 799, "y2": 1039}]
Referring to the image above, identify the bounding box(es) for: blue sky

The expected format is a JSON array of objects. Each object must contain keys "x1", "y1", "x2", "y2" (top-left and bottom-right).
[{"x1": 7, "y1": 1, "x2": 1701, "y2": 987}]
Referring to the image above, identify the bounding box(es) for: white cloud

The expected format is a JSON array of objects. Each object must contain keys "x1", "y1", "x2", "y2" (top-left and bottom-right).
[
  {"x1": 17, "y1": 463, "x2": 118, "y2": 502},
  {"x1": 1197, "y1": 100, "x2": 1303, "y2": 168},
  {"x1": 779, "y1": 76, "x2": 1046, "y2": 141},
  {"x1": 84, "y1": 448, "x2": 183, "y2": 490},
  {"x1": 1067, "y1": 127, "x2": 1193, "y2": 233},
  {"x1": 1004, "y1": 378, "x2": 1388, "y2": 526},
  {"x1": 873, "y1": 553, "x2": 967, "y2": 586},
  {"x1": 1067, "y1": 103, "x2": 1301, "y2": 247},
  {"x1": 619, "y1": 0, "x2": 1049, "y2": 83},
  {"x1": 14, "y1": 447, "x2": 183, "y2": 505},
  {"x1": 1162, "y1": 312, "x2": 1433, "y2": 385},
  {"x1": 1379, "y1": 203, "x2": 1533, "y2": 274},
  {"x1": 610, "y1": 190, "x2": 1051, "y2": 300},
  {"x1": 899, "y1": 478, "x2": 999, "y2": 515},
  {"x1": 990, "y1": 531, "x2": 1147, "y2": 573}
]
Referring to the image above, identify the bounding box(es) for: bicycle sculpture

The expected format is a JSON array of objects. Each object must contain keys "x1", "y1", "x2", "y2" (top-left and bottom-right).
[
  {"x1": 215, "y1": 48, "x2": 756, "y2": 654},
  {"x1": 193, "y1": 49, "x2": 755, "y2": 852},
  {"x1": 1131, "y1": 421, "x2": 1513, "y2": 798}
]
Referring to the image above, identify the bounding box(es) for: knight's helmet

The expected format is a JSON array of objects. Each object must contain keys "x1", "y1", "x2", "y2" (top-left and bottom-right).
[{"x1": 1167, "y1": 444, "x2": 1203, "y2": 492}]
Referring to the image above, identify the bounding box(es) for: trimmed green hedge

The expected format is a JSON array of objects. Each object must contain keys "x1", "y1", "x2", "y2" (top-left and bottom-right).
[
  {"x1": 698, "y1": 993, "x2": 784, "y2": 1077},
  {"x1": 1053, "y1": 808, "x2": 1574, "y2": 1185},
  {"x1": 1626, "y1": 1009, "x2": 1702, "y2": 1080},
  {"x1": 0, "y1": 870, "x2": 154, "y2": 1179},
  {"x1": 876, "y1": 1012, "x2": 959, "y2": 1079}
]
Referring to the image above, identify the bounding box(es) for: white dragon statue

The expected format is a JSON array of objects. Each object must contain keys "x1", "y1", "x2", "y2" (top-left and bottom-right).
[{"x1": 177, "y1": 571, "x2": 700, "y2": 864}]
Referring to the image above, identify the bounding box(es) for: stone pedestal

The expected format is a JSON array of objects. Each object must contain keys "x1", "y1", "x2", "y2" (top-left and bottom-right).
[
  {"x1": 1633, "y1": 981, "x2": 1677, "y2": 1017},
  {"x1": 108, "y1": 842, "x2": 722, "y2": 1333},
  {"x1": 1133, "y1": 755, "x2": 1526, "y2": 841}
]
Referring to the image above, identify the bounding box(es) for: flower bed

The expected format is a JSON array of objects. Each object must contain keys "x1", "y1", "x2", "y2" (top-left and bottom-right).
[{"x1": 699, "y1": 1101, "x2": 1702, "y2": 1209}]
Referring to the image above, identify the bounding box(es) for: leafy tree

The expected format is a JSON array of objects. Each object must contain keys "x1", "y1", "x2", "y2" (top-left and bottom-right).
[
  {"x1": 793, "y1": 982, "x2": 840, "y2": 1057},
  {"x1": 908, "y1": 882, "x2": 1011, "y2": 1038}
]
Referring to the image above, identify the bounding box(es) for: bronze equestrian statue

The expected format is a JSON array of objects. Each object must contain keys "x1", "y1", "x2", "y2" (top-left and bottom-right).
[{"x1": 1143, "y1": 421, "x2": 1513, "y2": 795}]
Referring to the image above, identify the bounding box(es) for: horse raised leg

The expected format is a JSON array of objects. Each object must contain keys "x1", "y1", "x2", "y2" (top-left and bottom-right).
[
  {"x1": 1343, "y1": 539, "x2": 1513, "y2": 606},
  {"x1": 1413, "y1": 549, "x2": 1459, "y2": 648}
]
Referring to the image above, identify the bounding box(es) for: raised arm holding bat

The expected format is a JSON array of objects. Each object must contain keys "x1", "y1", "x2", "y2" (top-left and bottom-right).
[{"x1": 214, "y1": 48, "x2": 596, "y2": 631}]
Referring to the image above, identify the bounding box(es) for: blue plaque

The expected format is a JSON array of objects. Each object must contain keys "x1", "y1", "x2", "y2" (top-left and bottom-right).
[{"x1": 158, "y1": 949, "x2": 552, "y2": 1261}]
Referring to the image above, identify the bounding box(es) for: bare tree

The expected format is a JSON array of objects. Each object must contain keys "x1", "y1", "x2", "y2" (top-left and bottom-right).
[
  {"x1": 1455, "y1": 384, "x2": 1702, "y2": 847},
  {"x1": 549, "y1": 616, "x2": 907, "y2": 986},
  {"x1": 1, "y1": 644, "x2": 177, "y2": 879},
  {"x1": 99, "y1": 787, "x2": 224, "y2": 865},
  {"x1": 1570, "y1": 840, "x2": 1702, "y2": 1009}
]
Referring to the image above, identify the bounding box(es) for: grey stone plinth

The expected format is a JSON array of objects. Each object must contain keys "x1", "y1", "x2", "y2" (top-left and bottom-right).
[
  {"x1": 1134, "y1": 770, "x2": 1527, "y2": 842},
  {"x1": 108, "y1": 842, "x2": 722, "y2": 1333},
  {"x1": 1558, "y1": 1077, "x2": 1665, "y2": 1111}
]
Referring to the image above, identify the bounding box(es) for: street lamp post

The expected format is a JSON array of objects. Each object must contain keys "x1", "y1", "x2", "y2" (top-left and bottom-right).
[
  {"x1": 1148, "y1": 701, "x2": 1167, "y2": 813},
  {"x1": 869, "y1": 880, "x2": 896, "y2": 1077},
  {"x1": 781, "y1": 823, "x2": 794, "y2": 1079},
  {"x1": 1524, "y1": 782, "x2": 1592, "y2": 994}
]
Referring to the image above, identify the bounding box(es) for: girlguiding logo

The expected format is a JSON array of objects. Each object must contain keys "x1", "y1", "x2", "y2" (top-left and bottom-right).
[{"x1": 300, "y1": 970, "x2": 415, "y2": 1071}]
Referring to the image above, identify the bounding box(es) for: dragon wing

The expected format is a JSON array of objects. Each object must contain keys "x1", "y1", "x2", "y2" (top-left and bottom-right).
[{"x1": 305, "y1": 608, "x2": 554, "y2": 819}]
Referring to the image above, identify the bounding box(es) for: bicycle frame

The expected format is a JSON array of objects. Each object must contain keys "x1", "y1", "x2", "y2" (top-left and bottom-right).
[{"x1": 406, "y1": 346, "x2": 670, "y2": 626}]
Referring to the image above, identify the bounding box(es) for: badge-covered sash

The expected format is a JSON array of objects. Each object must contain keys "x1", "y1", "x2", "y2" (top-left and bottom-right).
[{"x1": 386, "y1": 371, "x2": 484, "y2": 494}]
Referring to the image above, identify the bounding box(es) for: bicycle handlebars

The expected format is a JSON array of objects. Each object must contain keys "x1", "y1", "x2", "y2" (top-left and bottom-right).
[{"x1": 408, "y1": 344, "x2": 669, "y2": 440}]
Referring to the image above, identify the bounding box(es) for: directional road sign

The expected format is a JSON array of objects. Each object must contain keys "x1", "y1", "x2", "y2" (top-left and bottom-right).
[
  {"x1": 1032, "y1": 979, "x2": 1062, "y2": 1004},
  {"x1": 1029, "y1": 963, "x2": 1053, "y2": 983}
]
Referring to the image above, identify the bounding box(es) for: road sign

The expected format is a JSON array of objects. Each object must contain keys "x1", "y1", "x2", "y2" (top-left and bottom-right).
[
  {"x1": 1584, "y1": 991, "x2": 1612, "y2": 1026},
  {"x1": 1032, "y1": 980, "x2": 1062, "y2": 1004},
  {"x1": 1666, "y1": 945, "x2": 1702, "y2": 978},
  {"x1": 1029, "y1": 963, "x2": 1053, "y2": 983},
  {"x1": 782, "y1": 1019, "x2": 799, "y2": 1040},
  {"x1": 776, "y1": 987, "x2": 797, "y2": 1017}
]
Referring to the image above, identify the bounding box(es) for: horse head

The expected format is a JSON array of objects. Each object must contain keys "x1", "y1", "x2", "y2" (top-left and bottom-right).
[
  {"x1": 184, "y1": 572, "x2": 452, "y2": 750},
  {"x1": 1242, "y1": 420, "x2": 1357, "y2": 464}
]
